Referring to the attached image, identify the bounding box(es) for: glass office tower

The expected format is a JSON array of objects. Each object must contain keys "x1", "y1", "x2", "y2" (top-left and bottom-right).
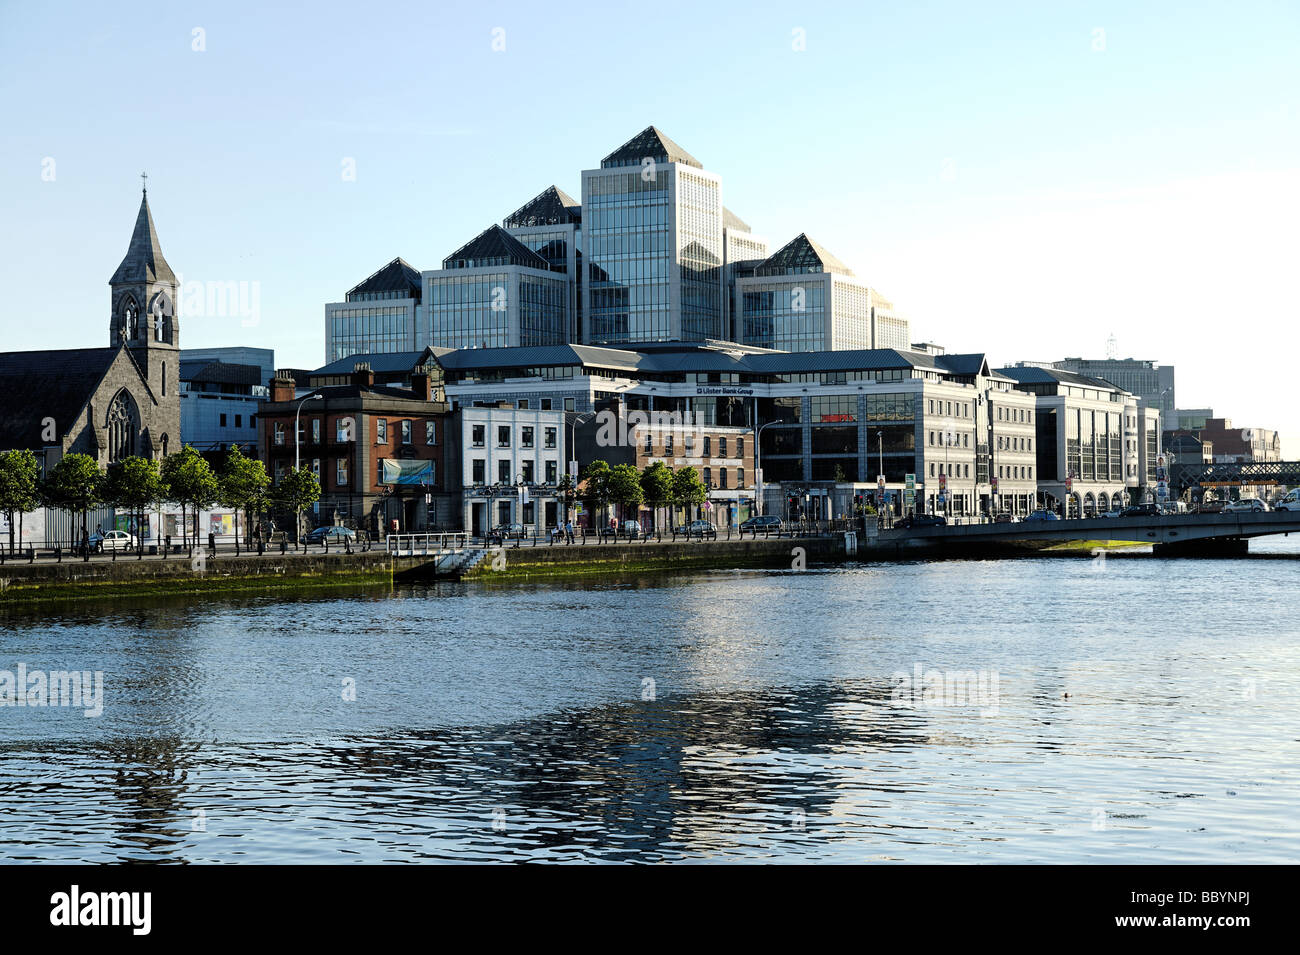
[{"x1": 581, "y1": 126, "x2": 723, "y2": 345}]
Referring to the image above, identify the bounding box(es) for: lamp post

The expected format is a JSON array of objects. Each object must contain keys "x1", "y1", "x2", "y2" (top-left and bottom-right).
[
  {"x1": 294, "y1": 393, "x2": 322, "y2": 546},
  {"x1": 877, "y1": 429, "x2": 884, "y2": 512},
  {"x1": 567, "y1": 411, "x2": 596, "y2": 524},
  {"x1": 756, "y1": 420, "x2": 780, "y2": 516}
]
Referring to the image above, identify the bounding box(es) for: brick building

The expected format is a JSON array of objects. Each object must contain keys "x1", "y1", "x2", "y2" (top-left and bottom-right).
[{"x1": 260, "y1": 363, "x2": 455, "y2": 535}]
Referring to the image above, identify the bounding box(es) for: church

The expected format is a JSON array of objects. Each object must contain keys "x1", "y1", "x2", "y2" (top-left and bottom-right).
[{"x1": 0, "y1": 185, "x2": 182, "y2": 472}]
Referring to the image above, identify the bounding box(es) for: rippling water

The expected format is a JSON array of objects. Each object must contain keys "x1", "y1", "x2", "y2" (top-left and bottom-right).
[{"x1": 2, "y1": 542, "x2": 1299, "y2": 863}]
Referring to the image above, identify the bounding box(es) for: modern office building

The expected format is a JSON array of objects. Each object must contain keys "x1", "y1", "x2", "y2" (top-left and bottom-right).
[
  {"x1": 999, "y1": 365, "x2": 1155, "y2": 515},
  {"x1": 1055, "y1": 356, "x2": 1175, "y2": 417},
  {"x1": 178, "y1": 346, "x2": 274, "y2": 462},
  {"x1": 432, "y1": 340, "x2": 1045, "y2": 521},
  {"x1": 421, "y1": 226, "x2": 569, "y2": 350},
  {"x1": 323, "y1": 125, "x2": 912, "y2": 357},
  {"x1": 1175, "y1": 408, "x2": 1214, "y2": 431},
  {"x1": 324, "y1": 258, "x2": 422, "y2": 362},
  {"x1": 735, "y1": 234, "x2": 909, "y2": 352}
]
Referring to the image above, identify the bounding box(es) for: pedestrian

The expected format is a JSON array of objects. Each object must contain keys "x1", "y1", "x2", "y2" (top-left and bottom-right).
[
  {"x1": 565, "y1": 519, "x2": 574, "y2": 544},
  {"x1": 254, "y1": 523, "x2": 264, "y2": 556},
  {"x1": 208, "y1": 529, "x2": 216, "y2": 558}
]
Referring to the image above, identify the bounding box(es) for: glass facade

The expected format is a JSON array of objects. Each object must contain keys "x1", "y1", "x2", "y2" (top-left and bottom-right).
[
  {"x1": 585, "y1": 171, "x2": 672, "y2": 343},
  {"x1": 426, "y1": 273, "x2": 509, "y2": 348},
  {"x1": 327, "y1": 304, "x2": 410, "y2": 361},
  {"x1": 677, "y1": 171, "x2": 722, "y2": 340},
  {"x1": 518, "y1": 274, "x2": 567, "y2": 346},
  {"x1": 742, "y1": 280, "x2": 826, "y2": 351}
]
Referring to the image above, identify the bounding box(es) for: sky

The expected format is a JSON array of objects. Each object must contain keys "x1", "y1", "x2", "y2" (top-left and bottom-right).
[{"x1": 2, "y1": 0, "x2": 1298, "y2": 449}]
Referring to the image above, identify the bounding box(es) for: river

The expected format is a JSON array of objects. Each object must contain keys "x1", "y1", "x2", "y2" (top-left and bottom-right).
[{"x1": 2, "y1": 539, "x2": 1298, "y2": 863}]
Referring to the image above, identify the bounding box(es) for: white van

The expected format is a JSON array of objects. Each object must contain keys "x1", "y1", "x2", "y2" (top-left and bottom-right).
[{"x1": 1275, "y1": 489, "x2": 1300, "y2": 511}]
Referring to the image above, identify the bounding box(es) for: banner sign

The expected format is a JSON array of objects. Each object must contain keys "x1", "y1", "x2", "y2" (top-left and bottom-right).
[{"x1": 381, "y1": 459, "x2": 433, "y2": 486}]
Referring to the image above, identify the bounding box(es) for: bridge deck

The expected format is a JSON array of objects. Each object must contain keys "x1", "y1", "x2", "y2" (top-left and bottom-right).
[{"x1": 879, "y1": 510, "x2": 1300, "y2": 546}]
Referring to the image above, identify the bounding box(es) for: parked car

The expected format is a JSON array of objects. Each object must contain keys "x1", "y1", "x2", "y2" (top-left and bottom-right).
[
  {"x1": 1121, "y1": 503, "x2": 1161, "y2": 518},
  {"x1": 489, "y1": 522, "x2": 527, "y2": 541},
  {"x1": 1024, "y1": 510, "x2": 1060, "y2": 522},
  {"x1": 620, "y1": 520, "x2": 642, "y2": 536},
  {"x1": 992, "y1": 512, "x2": 1016, "y2": 524},
  {"x1": 1224, "y1": 498, "x2": 1269, "y2": 513},
  {"x1": 1160, "y1": 501, "x2": 1188, "y2": 515},
  {"x1": 677, "y1": 520, "x2": 717, "y2": 539},
  {"x1": 1100, "y1": 508, "x2": 1125, "y2": 519},
  {"x1": 896, "y1": 513, "x2": 947, "y2": 529},
  {"x1": 739, "y1": 515, "x2": 783, "y2": 532},
  {"x1": 1195, "y1": 499, "x2": 1226, "y2": 514},
  {"x1": 89, "y1": 530, "x2": 138, "y2": 553},
  {"x1": 304, "y1": 525, "x2": 357, "y2": 545}
]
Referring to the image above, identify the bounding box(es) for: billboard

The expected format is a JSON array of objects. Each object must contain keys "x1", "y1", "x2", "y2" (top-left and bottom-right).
[{"x1": 381, "y1": 459, "x2": 433, "y2": 486}]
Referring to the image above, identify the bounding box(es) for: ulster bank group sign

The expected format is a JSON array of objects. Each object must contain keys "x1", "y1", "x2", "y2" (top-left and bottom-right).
[{"x1": 695, "y1": 386, "x2": 754, "y2": 397}]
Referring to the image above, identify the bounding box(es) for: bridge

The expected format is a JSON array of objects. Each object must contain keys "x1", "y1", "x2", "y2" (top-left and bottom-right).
[
  {"x1": 1168, "y1": 460, "x2": 1300, "y2": 496},
  {"x1": 874, "y1": 510, "x2": 1300, "y2": 556}
]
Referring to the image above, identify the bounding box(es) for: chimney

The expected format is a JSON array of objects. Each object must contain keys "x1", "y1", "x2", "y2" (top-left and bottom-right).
[
  {"x1": 411, "y1": 364, "x2": 433, "y2": 401},
  {"x1": 270, "y1": 370, "x2": 296, "y2": 403},
  {"x1": 351, "y1": 361, "x2": 374, "y2": 388}
]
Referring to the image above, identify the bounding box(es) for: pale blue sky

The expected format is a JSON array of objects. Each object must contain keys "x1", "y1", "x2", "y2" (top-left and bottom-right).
[{"x1": 2, "y1": 1, "x2": 1298, "y2": 445}]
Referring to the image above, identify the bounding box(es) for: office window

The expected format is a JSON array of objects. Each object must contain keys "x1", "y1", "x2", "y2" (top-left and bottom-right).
[
  {"x1": 497, "y1": 426, "x2": 511, "y2": 448},
  {"x1": 274, "y1": 422, "x2": 285, "y2": 445},
  {"x1": 472, "y1": 424, "x2": 485, "y2": 447},
  {"x1": 401, "y1": 420, "x2": 412, "y2": 445},
  {"x1": 684, "y1": 434, "x2": 695, "y2": 454},
  {"x1": 703, "y1": 436, "x2": 711, "y2": 456},
  {"x1": 564, "y1": 398, "x2": 575, "y2": 412},
  {"x1": 643, "y1": 431, "x2": 652, "y2": 453},
  {"x1": 737, "y1": 468, "x2": 745, "y2": 488},
  {"x1": 235, "y1": 414, "x2": 242, "y2": 428},
  {"x1": 541, "y1": 399, "x2": 552, "y2": 411},
  {"x1": 666, "y1": 435, "x2": 674, "y2": 455},
  {"x1": 498, "y1": 460, "x2": 510, "y2": 483},
  {"x1": 336, "y1": 458, "x2": 349, "y2": 486},
  {"x1": 703, "y1": 467, "x2": 712, "y2": 486},
  {"x1": 220, "y1": 413, "x2": 227, "y2": 427},
  {"x1": 544, "y1": 427, "x2": 557, "y2": 449},
  {"x1": 518, "y1": 399, "x2": 529, "y2": 410},
  {"x1": 545, "y1": 460, "x2": 557, "y2": 483},
  {"x1": 522, "y1": 460, "x2": 535, "y2": 483},
  {"x1": 719, "y1": 437, "x2": 728, "y2": 458},
  {"x1": 311, "y1": 458, "x2": 320, "y2": 480},
  {"x1": 472, "y1": 459, "x2": 485, "y2": 484},
  {"x1": 737, "y1": 438, "x2": 744, "y2": 457},
  {"x1": 522, "y1": 426, "x2": 534, "y2": 449},
  {"x1": 719, "y1": 469, "x2": 728, "y2": 489},
  {"x1": 377, "y1": 419, "x2": 387, "y2": 443},
  {"x1": 426, "y1": 420, "x2": 436, "y2": 445}
]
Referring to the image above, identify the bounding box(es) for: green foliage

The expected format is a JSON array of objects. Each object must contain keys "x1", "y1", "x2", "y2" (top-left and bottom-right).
[
  {"x1": 580, "y1": 460, "x2": 612, "y2": 510},
  {"x1": 607, "y1": 463, "x2": 645, "y2": 512},
  {"x1": 274, "y1": 466, "x2": 322, "y2": 513},
  {"x1": 218, "y1": 445, "x2": 270, "y2": 514},
  {"x1": 42, "y1": 453, "x2": 103, "y2": 514},
  {"x1": 639, "y1": 461, "x2": 674, "y2": 509},
  {"x1": 160, "y1": 445, "x2": 219, "y2": 511},
  {"x1": 671, "y1": 466, "x2": 707, "y2": 509},
  {"x1": 0, "y1": 449, "x2": 40, "y2": 517},
  {"x1": 103, "y1": 456, "x2": 164, "y2": 513}
]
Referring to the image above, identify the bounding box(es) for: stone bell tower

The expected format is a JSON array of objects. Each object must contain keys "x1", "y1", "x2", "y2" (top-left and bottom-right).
[{"x1": 109, "y1": 177, "x2": 180, "y2": 403}]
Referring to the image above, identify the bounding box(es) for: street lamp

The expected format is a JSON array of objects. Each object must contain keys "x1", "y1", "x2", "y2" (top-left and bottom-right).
[
  {"x1": 756, "y1": 420, "x2": 781, "y2": 516},
  {"x1": 567, "y1": 411, "x2": 596, "y2": 525}
]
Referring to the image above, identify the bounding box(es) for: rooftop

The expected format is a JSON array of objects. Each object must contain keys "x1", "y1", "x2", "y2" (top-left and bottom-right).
[{"x1": 601, "y1": 126, "x2": 703, "y2": 170}]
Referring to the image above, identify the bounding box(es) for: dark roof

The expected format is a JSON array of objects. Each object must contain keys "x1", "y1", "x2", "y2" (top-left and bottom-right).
[
  {"x1": 756, "y1": 233, "x2": 854, "y2": 277},
  {"x1": 503, "y1": 186, "x2": 581, "y2": 228},
  {"x1": 431, "y1": 342, "x2": 941, "y2": 377},
  {"x1": 0, "y1": 347, "x2": 117, "y2": 450},
  {"x1": 601, "y1": 126, "x2": 702, "y2": 169},
  {"x1": 310, "y1": 347, "x2": 445, "y2": 378},
  {"x1": 347, "y1": 258, "x2": 422, "y2": 299},
  {"x1": 936, "y1": 353, "x2": 991, "y2": 377},
  {"x1": 997, "y1": 365, "x2": 1124, "y2": 391},
  {"x1": 110, "y1": 190, "x2": 176, "y2": 286},
  {"x1": 442, "y1": 225, "x2": 550, "y2": 270},
  {"x1": 178, "y1": 360, "x2": 263, "y2": 386},
  {"x1": 722, "y1": 207, "x2": 751, "y2": 232}
]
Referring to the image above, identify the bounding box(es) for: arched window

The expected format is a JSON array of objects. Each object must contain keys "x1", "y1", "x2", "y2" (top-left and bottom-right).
[
  {"x1": 160, "y1": 433, "x2": 169, "y2": 457},
  {"x1": 106, "y1": 390, "x2": 139, "y2": 463},
  {"x1": 150, "y1": 292, "x2": 174, "y2": 344},
  {"x1": 120, "y1": 296, "x2": 141, "y2": 341}
]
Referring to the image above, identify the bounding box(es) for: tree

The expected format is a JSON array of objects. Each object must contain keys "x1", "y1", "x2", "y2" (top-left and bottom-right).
[
  {"x1": 274, "y1": 467, "x2": 321, "y2": 548},
  {"x1": 0, "y1": 449, "x2": 40, "y2": 555},
  {"x1": 103, "y1": 456, "x2": 163, "y2": 559},
  {"x1": 42, "y1": 453, "x2": 103, "y2": 550},
  {"x1": 161, "y1": 445, "x2": 219, "y2": 553},
  {"x1": 639, "y1": 461, "x2": 674, "y2": 531},
  {"x1": 580, "y1": 460, "x2": 612, "y2": 526},
  {"x1": 671, "y1": 466, "x2": 707, "y2": 525},
  {"x1": 218, "y1": 446, "x2": 270, "y2": 555},
  {"x1": 608, "y1": 463, "x2": 644, "y2": 523}
]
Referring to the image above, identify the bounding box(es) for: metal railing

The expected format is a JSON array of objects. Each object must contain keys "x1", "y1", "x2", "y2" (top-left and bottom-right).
[{"x1": 386, "y1": 532, "x2": 471, "y2": 556}]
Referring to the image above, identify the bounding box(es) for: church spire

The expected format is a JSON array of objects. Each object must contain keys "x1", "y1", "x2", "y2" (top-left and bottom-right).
[{"x1": 110, "y1": 184, "x2": 175, "y2": 286}]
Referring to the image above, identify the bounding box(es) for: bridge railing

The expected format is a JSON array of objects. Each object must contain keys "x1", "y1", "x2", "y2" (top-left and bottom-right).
[{"x1": 386, "y1": 532, "x2": 470, "y2": 556}]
